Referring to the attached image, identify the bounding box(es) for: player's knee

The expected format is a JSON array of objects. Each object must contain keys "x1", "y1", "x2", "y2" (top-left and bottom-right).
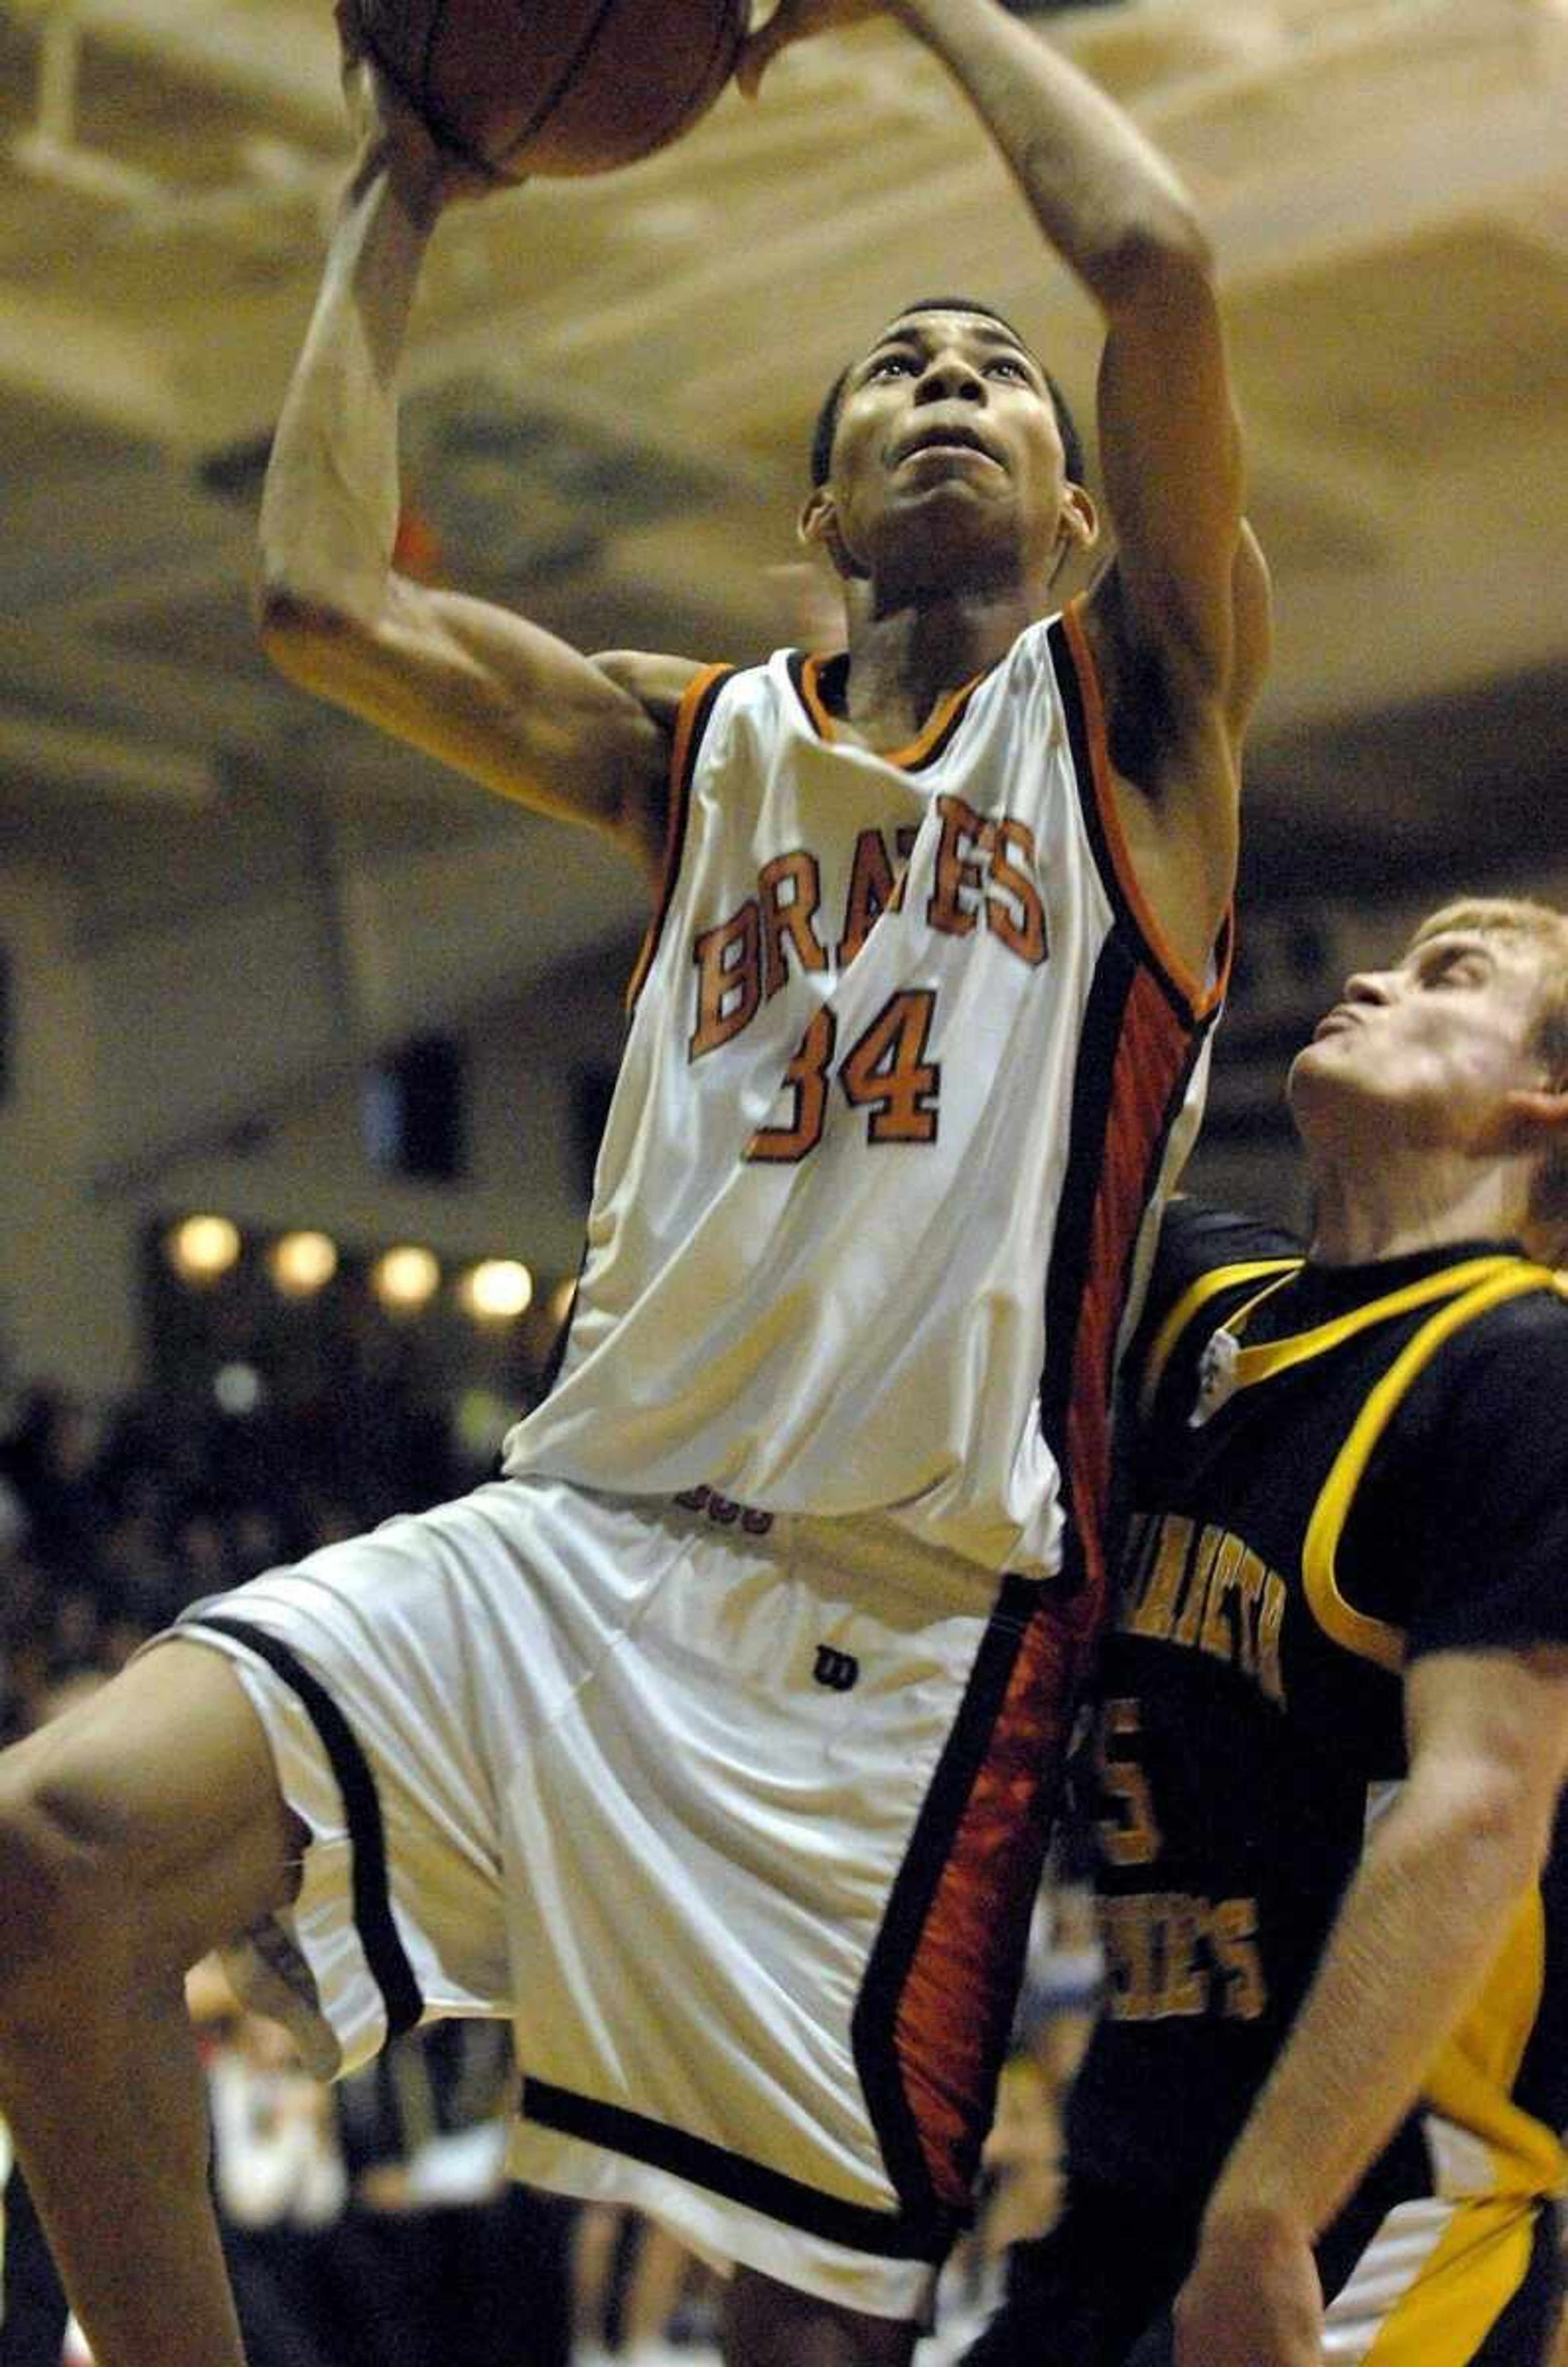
[{"x1": 0, "y1": 1751, "x2": 140, "y2": 2009}]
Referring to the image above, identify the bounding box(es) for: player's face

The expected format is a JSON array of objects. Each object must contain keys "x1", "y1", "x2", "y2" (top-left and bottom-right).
[
  {"x1": 812, "y1": 312, "x2": 1075, "y2": 588},
  {"x1": 1289, "y1": 927, "x2": 1553, "y2": 1156}
]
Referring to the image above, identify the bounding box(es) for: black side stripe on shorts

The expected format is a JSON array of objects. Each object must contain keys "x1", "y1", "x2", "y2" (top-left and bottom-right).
[
  {"x1": 189, "y1": 1614, "x2": 424, "y2": 2044},
  {"x1": 521, "y1": 2078, "x2": 961, "y2": 2263}
]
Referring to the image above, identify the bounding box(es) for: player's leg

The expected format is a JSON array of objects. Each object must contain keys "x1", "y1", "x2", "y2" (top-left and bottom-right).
[
  {"x1": 722, "y1": 2265, "x2": 920, "y2": 2367},
  {"x1": 0, "y1": 1639, "x2": 301, "y2": 2367}
]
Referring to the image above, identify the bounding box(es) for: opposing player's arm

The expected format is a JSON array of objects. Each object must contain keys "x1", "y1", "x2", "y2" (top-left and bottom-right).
[
  {"x1": 1173, "y1": 1644, "x2": 1568, "y2": 2367},
  {"x1": 257, "y1": 61, "x2": 684, "y2": 874}
]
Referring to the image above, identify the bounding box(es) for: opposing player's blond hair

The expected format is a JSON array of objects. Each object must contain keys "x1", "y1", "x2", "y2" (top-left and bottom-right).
[{"x1": 1411, "y1": 896, "x2": 1568, "y2": 1260}]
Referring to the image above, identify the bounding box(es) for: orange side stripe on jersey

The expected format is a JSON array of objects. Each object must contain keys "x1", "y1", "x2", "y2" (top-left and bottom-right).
[
  {"x1": 1066, "y1": 961, "x2": 1203, "y2": 1607},
  {"x1": 1060, "y1": 599, "x2": 1230, "y2": 1022},
  {"x1": 889, "y1": 1602, "x2": 1083, "y2": 2212},
  {"x1": 625, "y1": 662, "x2": 731, "y2": 1013},
  {"x1": 885, "y1": 963, "x2": 1202, "y2": 2211},
  {"x1": 798, "y1": 651, "x2": 987, "y2": 770}
]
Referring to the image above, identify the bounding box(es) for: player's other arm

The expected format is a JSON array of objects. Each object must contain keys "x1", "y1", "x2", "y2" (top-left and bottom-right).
[
  {"x1": 1173, "y1": 1645, "x2": 1568, "y2": 2367},
  {"x1": 256, "y1": 48, "x2": 682, "y2": 874}
]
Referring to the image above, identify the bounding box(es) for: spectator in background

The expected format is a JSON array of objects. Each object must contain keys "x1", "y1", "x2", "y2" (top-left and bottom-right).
[
  {"x1": 0, "y1": 1390, "x2": 106, "y2": 1589},
  {"x1": 192, "y1": 1959, "x2": 348, "y2": 2367},
  {"x1": 333, "y1": 2023, "x2": 573, "y2": 2367},
  {"x1": 0, "y1": 2124, "x2": 69, "y2": 2367}
]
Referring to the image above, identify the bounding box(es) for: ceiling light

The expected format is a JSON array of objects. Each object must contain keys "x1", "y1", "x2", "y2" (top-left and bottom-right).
[
  {"x1": 371, "y1": 1245, "x2": 441, "y2": 1312},
  {"x1": 269, "y1": 1231, "x2": 338, "y2": 1298},
  {"x1": 461, "y1": 1259, "x2": 533, "y2": 1322},
  {"x1": 167, "y1": 1214, "x2": 241, "y2": 1284}
]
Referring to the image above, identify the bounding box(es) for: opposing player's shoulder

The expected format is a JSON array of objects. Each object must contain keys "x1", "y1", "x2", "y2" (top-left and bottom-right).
[
  {"x1": 592, "y1": 649, "x2": 717, "y2": 732},
  {"x1": 1437, "y1": 1268, "x2": 1568, "y2": 1395},
  {"x1": 1410, "y1": 1268, "x2": 1568, "y2": 1488},
  {"x1": 1152, "y1": 1197, "x2": 1300, "y2": 1312}
]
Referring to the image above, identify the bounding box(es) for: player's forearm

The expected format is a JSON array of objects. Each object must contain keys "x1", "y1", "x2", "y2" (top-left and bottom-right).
[
  {"x1": 891, "y1": 0, "x2": 1209, "y2": 310},
  {"x1": 1201, "y1": 1774, "x2": 1551, "y2": 2248},
  {"x1": 258, "y1": 149, "x2": 436, "y2": 629}
]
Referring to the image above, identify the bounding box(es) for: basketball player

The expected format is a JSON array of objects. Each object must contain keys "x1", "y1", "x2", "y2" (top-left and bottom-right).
[
  {"x1": 964, "y1": 896, "x2": 1568, "y2": 2367},
  {"x1": 0, "y1": 4, "x2": 1269, "y2": 2363}
]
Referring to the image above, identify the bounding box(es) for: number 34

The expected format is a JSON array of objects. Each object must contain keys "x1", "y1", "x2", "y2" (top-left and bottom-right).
[{"x1": 745, "y1": 989, "x2": 940, "y2": 1164}]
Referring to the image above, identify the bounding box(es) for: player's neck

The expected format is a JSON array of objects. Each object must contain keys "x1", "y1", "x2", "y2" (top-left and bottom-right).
[
  {"x1": 1306, "y1": 1146, "x2": 1526, "y2": 1267},
  {"x1": 833, "y1": 588, "x2": 1040, "y2": 751}
]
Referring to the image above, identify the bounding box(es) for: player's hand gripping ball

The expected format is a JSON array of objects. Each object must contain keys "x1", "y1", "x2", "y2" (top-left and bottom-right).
[
  {"x1": 354, "y1": 0, "x2": 753, "y2": 181},
  {"x1": 736, "y1": 0, "x2": 888, "y2": 100}
]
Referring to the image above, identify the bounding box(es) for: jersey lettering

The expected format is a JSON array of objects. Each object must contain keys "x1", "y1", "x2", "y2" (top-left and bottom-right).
[
  {"x1": 759, "y1": 851, "x2": 829, "y2": 998},
  {"x1": 839, "y1": 990, "x2": 940, "y2": 1145},
  {"x1": 1121, "y1": 1512, "x2": 1287, "y2": 1709},
  {"x1": 837, "y1": 827, "x2": 918, "y2": 965},
  {"x1": 690, "y1": 805, "x2": 1047, "y2": 1065},
  {"x1": 690, "y1": 905, "x2": 762, "y2": 1058},
  {"x1": 747, "y1": 1009, "x2": 837, "y2": 1165},
  {"x1": 746, "y1": 992, "x2": 941, "y2": 1163},
  {"x1": 1094, "y1": 1697, "x2": 1162, "y2": 1867},
  {"x1": 1098, "y1": 1891, "x2": 1267, "y2": 2024},
  {"x1": 986, "y1": 817, "x2": 1049, "y2": 965},
  {"x1": 927, "y1": 795, "x2": 1048, "y2": 966}
]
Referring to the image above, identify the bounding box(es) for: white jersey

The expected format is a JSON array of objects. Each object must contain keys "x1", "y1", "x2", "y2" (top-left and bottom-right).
[{"x1": 505, "y1": 604, "x2": 1226, "y2": 1581}]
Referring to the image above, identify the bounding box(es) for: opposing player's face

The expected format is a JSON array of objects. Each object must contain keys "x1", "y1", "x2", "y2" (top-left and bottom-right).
[
  {"x1": 1289, "y1": 927, "x2": 1554, "y2": 1155},
  {"x1": 810, "y1": 312, "x2": 1078, "y2": 586}
]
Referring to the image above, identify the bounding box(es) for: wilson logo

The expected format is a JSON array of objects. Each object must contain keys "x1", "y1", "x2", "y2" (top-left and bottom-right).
[{"x1": 813, "y1": 1645, "x2": 860, "y2": 1694}]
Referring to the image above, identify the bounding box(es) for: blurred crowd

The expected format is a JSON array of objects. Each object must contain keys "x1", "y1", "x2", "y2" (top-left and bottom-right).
[{"x1": 0, "y1": 1369, "x2": 473, "y2": 1747}]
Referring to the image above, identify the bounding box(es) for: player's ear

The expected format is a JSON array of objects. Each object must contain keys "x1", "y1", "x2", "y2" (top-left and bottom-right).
[
  {"x1": 1060, "y1": 480, "x2": 1098, "y2": 553},
  {"x1": 800, "y1": 485, "x2": 852, "y2": 577},
  {"x1": 1501, "y1": 1081, "x2": 1568, "y2": 1155},
  {"x1": 1045, "y1": 481, "x2": 1098, "y2": 588}
]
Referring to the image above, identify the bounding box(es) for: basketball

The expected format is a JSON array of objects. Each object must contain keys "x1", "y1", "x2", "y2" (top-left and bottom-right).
[{"x1": 357, "y1": 0, "x2": 752, "y2": 181}]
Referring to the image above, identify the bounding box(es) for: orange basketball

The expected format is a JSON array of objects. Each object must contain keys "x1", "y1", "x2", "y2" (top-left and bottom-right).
[{"x1": 358, "y1": 0, "x2": 751, "y2": 181}]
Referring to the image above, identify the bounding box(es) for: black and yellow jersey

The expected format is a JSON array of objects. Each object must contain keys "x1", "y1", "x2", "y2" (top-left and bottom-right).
[{"x1": 1066, "y1": 1200, "x2": 1568, "y2": 2229}]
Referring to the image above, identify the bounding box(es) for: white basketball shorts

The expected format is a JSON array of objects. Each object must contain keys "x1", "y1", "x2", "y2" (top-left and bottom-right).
[{"x1": 167, "y1": 1475, "x2": 1082, "y2": 2318}]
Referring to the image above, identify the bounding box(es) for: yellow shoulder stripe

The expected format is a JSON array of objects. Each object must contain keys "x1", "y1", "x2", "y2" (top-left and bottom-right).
[
  {"x1": 1302, "y1": 1264, "x2": 1560, "y2": 1670},
  {"x1": 1231, "y1": 1255, "x2": 1523, "y2": 1392}
]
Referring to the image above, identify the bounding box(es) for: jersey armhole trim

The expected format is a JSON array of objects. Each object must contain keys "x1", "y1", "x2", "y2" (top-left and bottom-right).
[
  {"x1": 1058, "y1": 597, "x2": 1230, "y2": 1025},
  {"x1": 625, "y1": 662, "x2": 733, "y2": 1013},
  {"x1": 1302, "y1": 1265, "x2": 1558, "y2": 1672}
]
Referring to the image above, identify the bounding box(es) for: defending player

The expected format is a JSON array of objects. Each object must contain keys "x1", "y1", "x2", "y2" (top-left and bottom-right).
[
  {"x1": 965, "y1": 897, "x2": 1568, "y2": 2367},
  {"x1": 0, "y1": 4, "x2": 1268, "y2": 2364}
]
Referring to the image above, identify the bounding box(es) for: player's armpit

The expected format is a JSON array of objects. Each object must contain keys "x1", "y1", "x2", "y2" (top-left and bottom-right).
[{"x1": 259, "y1": 573, "x2": 685, "y2": 864}]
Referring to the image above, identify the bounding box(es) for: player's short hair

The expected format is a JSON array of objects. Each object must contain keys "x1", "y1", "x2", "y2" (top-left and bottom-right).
[
  {"x1": 1410, "y1": 896, "x2": 1568, "y2": 1259},
  {"x1": 809, "y1": 298, "x2": 1087, "y2": 491}
]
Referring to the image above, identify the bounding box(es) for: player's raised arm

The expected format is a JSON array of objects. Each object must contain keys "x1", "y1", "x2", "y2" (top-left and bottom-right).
[
  {"x1": 256, "y1": 35, "x2": 680, "y2": 871},
  {"x1": 746, "y1": 0, "x2": 1269, "y2": 973},
  {"x1": 878, "y1": 2, "x2": 1259, "y2": 707}
]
